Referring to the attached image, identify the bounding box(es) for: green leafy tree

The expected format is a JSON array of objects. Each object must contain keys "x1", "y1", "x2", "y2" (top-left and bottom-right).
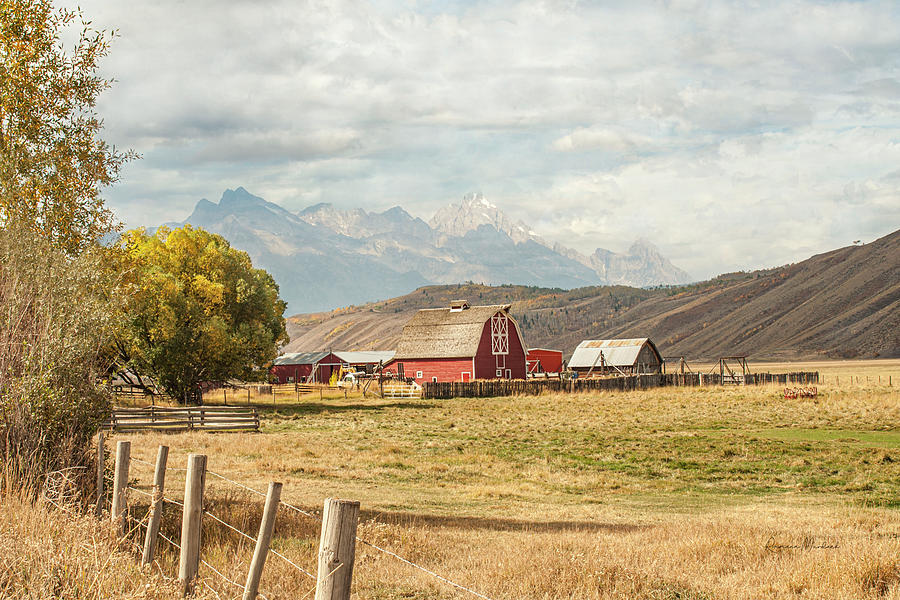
[
  {"x1": 0, "y1": 0, "x2": 129, "y2": 493},
  {"x1": 116, "y1": 226, "x2": 288, "y2": 403},
  {"x1": 0, "y1": 0, "x2": 135, "y2": 253}
]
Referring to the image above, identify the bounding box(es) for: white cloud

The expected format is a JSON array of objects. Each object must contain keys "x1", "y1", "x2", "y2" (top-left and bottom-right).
[
  {"x1": 552, "y1": 127, "x2": 656, "y2": 154},
  {"x1": 58, "y1": 0, "x2": 900, "y2": 279},
  {"x1": 532, "y1": 124, "x2": 900, "y2": 277}
]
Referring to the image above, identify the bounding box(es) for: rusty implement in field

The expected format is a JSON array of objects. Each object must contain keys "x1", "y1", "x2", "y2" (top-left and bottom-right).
[{"x1": 784, "y1": 386, "x2": 818, "y2": 399}]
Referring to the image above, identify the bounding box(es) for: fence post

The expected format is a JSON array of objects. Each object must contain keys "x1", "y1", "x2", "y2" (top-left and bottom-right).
[
  {"x1": 111, "y1": 440, "x2": 130, "y2": 535},
  {"x1": 142, "y1": 445, "x2": 169, "y2": 565},
  {"x1": 315, "y1": 498, "x2": 360, "y2": 600},
  {"x1": 179, "y1": 453, "x2": 207, "y2": 595},
  {"x1": 242, "y1": 482, "x2": 282, "y2": 600},
  {"x1": 95, "y1": 432, "x2": 105, "y2": 517}
]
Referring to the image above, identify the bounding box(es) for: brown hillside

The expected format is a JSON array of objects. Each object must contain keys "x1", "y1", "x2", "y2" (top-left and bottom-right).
[
  {"x1": 603, "y1": 229, "x2": 900, "y2": 360},
  {"x1": 284, "y1": 230, "x2": 900, "y2": 360}
]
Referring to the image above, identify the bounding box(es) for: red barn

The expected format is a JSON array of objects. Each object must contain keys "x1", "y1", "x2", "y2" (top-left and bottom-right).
[
  {"x1": 271, "y1": 350, "x2": 396, "y2": 383},
  {"x1": 526, "y1": 348, "x2": 563, "y2": 375},
  {"x1": 271, "y1": 351, "x2": 339, "y2": 383},
  {"x1": 386, "y1": 300, "x2": 527, "y2": 384}
]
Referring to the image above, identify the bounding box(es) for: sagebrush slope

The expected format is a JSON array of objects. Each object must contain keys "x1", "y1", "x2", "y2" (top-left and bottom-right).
[{"x1": 285, "y1": 230, "x2": 900, "y2": 360}]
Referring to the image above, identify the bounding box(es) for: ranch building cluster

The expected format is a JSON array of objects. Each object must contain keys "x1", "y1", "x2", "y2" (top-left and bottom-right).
[{"x1": 271, "y1": 300, "x2": 664, "y2": 385}]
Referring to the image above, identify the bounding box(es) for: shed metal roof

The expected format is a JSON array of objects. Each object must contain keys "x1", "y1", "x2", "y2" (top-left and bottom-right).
[
  {"x1": 333, "y1": 351, "x2": 395, "y2": 364},
  {"x1": 568, "y1": 338, "x2": 661, "y2": 368},
  {"x1": 272, "y1": 351, "x2": 330, "y2": 366},
  {"x1": 393, "y1": 304, "x2": 518, "y2": 359}
]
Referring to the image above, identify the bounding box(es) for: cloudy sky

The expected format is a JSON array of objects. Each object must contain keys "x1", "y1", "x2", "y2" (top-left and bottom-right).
[{"x1": 66, "y1": 0, "x2": 899, "y2": 280}]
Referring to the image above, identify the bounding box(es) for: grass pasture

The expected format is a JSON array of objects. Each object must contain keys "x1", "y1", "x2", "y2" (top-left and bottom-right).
[{"x1": 110, "y1": 360, "x2": 900, "y2": 598}]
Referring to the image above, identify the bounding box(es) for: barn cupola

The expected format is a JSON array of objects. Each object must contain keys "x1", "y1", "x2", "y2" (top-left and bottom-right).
[{"x1": 449, "y1": 299, "x2": 470, "y2": 312}]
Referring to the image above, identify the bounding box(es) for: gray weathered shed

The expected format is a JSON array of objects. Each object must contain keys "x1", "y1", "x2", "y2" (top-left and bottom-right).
[{"x1": 569, "y1": 338, "x2": 663, "y2": 375}]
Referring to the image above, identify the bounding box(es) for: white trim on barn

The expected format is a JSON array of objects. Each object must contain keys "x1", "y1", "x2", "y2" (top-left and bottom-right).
[{"x1": 490, "y1": 312, "x2": 509, "y2": 355}]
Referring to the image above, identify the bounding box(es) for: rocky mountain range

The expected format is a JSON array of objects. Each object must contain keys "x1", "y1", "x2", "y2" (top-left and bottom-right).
[{"x1": 166, "y1": 188, "x2": 692, "y2": 312}]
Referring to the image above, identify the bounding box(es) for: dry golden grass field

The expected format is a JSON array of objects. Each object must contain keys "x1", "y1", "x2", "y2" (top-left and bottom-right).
[
  {"x1": 7, "y1": 359, "x2": 900, "y2": 599},
  {"x1": 0, "y1": 493, "x2": 219, "y2": 599}
]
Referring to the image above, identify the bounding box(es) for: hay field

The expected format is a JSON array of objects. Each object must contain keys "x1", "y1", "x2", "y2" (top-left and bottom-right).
[
  {"x1": 112, "y1": 360, "x2": 900, "y2": 598},
  {"x1": 0, "y1": 493, "x2": 219, "y2": 599}
]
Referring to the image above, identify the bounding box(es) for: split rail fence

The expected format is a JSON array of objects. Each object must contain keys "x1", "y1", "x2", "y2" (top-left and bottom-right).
[
  {"x1": 102, "y1": 406, "x2": 260, "y2": 433},
  {"x1": 95, "y1": 436, "x2": 496, "y2": 600},
  {"x1": 423, "y1": 371, "x2": 820, "y2": 399}
]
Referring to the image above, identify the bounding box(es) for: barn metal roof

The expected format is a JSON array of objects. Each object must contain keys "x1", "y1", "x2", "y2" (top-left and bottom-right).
[
  {"x1": 273, "y1": 351, "x2": 330, "y2": 366},
  {"x1": 393, "y1": 303, "x2": 522, "y2": 359},
  {"x1": 333, "y1": 351, "x2": 395, "y2": 364},
  {"x1": 568, "y1": 338, "x2": 661, "y2": 368}
]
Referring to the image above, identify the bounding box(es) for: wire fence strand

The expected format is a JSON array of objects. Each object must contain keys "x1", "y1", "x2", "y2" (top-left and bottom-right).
[
  {"x1": 207, "y1": 469, "x2": 320, "y2": 521},
  {"x1": 356, "y1": 537, "x2": 496, "y2": 600},
  {"x1": 158, "y1": 530, "x2": 181, "y2": 551},
  {"x1": 127, "y1": 452, "x2": 499, "y2": 600},
  {"x1": 132, "y1": 455, "x2": 187, "y2": 473},
  {"x1": 127, "y1": 485, "x2": 153, "y2": 498},
  {"x1": 129, "y1": 472, "x2": 318, "y2": 584},
  {"x1": 206, "y1": 470, "x2": 266, "y2": 498},
  {"x1": 278, "y1": 499, "x2": 319, "y2": 521},
  {"x1": 201, "y1": 468, "x2": 497, "y2": 599},
  {"x1": 204, "y1": 509, "x2": 258, "y2": 545},
  {"x1": 269, "y1": 548, "x2": 316, "y2": 579},
  {"x1": 200, "y1": 558, "x2": 245, "y2": 591}
]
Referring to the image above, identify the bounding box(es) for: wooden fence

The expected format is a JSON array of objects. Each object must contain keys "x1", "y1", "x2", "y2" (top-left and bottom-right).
[
  {"x1": 92, "y1": 439, "x2": 490, "y2": 600},
  {"x1": 422, "y1": 371, "x2": 820, "y2": 399},
  {"x1": 102, "y1": 406, "x2": 260, "y2": 433},
  {"x1": 380, "y1": 382, "x2": 421, "y2": 398},
  {"x1": 113, "y1": 386, "x2": 200, "y2": 405},
  {"x1": 112, "y1": 386, "x2": 167, "y2": 405},
  {"x1": 271, "y1": 382, "x2": 321, "y2": 394}
]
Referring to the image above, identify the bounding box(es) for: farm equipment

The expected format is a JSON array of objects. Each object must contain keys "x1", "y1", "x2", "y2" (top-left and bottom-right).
[{"x1": 784, "y1": 386, "x2": 817, "y2": 399}]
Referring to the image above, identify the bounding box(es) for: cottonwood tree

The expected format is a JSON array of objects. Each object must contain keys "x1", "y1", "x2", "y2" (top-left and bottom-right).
[
  {"x1": 0, "y1": 0, "x2": 134, "y2": 253},
  {"x1": 115, "y1": 226, "x2": 289, "y2": 403}
]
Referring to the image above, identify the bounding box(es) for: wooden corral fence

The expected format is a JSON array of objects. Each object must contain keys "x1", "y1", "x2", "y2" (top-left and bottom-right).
[
  {"x1": 94, "y1": 439, "x2": 494, "y2": 600},
  {"x1": 743, "y1": 372, "x2": 820, "y2": 385},
  {"x1": 422, "y1": 371, "x2": 820, "y2": 400},
  {"x1": 268, "y1": 382, "x2": 344, "y2": 402},
  {"x1": 102, "y1": 406, "x2": 259, "y2": 433},
  {"x1": 271, "y1": 382, "x2": 322, "y2": 395},
  {"x1": 112, "y1": 386, "x2": 167, "y2": 405},
  {"x1": 380, "y1": 381, "x2": 421, "y2": 398}
]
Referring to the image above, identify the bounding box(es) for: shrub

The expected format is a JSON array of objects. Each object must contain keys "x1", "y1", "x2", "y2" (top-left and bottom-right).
[{"x1": 0, "y1": 226, "x2": 115, "y2": 495}]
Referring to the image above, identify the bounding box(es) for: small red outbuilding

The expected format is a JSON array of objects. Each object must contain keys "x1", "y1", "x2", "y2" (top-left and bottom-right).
[
  {"x1": 270, "y1": 351, "x2": 337, "y2": 383},
  {"x1": 526, "y1": 348, "x2": 563, "y2": 375},
  {"x1": 385, "y1": 300, "x2": 527, "y2": 384}
]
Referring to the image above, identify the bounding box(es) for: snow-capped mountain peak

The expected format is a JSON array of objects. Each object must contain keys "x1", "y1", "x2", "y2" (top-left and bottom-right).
[
  {"x1": 430, "y1": 192, "x2": 540, "y2": 245},
  {"x1": 171, "y1": 188, "x2": 693, "y2": 311}
]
